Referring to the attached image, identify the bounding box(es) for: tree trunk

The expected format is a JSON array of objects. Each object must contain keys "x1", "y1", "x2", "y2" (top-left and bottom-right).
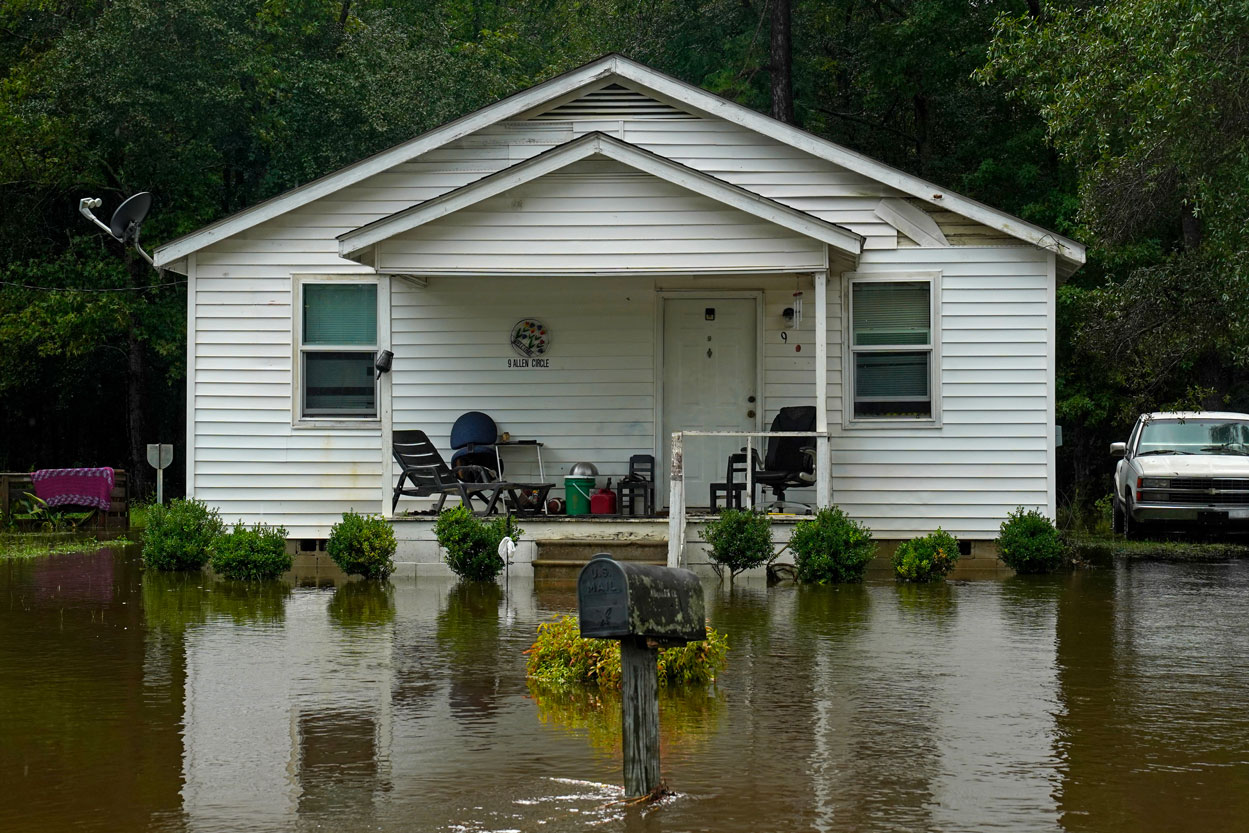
[
  {"x1": 1181, "y1": 204, "x2": 1203, "y2": 251},
  {"x1": 124, "y1": 253, "x2": 151, "y2": 499},
  {"x1": 913, "y1": 93, "x2": 931, "y2": 174},
  {"x1": 770, "y1": 0, "x2": 795, "y2": 124}
]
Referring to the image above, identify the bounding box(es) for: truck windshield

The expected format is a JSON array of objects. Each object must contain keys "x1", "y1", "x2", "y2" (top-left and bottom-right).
[{"x1": 1137, "y1": 419, "x2": 1249, "y2": 455}]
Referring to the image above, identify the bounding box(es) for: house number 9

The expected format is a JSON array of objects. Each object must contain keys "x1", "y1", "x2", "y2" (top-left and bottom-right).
[{"x1": 780, "y1": 332, "x2": 788, "y2": 343}]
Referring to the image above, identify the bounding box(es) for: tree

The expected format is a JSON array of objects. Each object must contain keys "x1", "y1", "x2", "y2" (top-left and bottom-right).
[{"x1": 984, "y1": 0, "x2": 1249, "y2": 518}]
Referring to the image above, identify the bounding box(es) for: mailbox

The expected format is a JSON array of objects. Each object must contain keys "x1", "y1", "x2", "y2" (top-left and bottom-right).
[{"x1": 577, "y1": 553, "x2": 705, "y2": 644}]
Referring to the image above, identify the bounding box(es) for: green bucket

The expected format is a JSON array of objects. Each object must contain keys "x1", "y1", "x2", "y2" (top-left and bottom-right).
[{"x1": 564, "y1": 476, "x2": 595, "y2": 516}]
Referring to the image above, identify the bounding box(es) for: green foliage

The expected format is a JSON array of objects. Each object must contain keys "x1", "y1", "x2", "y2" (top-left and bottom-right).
[
  {"x1": 997, "y1": 507, "x2": 1065, "y2": 574},
  {"x1": 326, "y1": 511, "x2": 396, "y2": 579},
  {"x1": 892, "y1": 528, "x2": 960, "y2": 583},
  {"x1": 209, "y1": 522, "x2": 291, "y2": 580},
  {"x1": 142, "y1": 498, "x2": 224, "y2": 571},
  {"x1": 791, "y1": 506, "x2": 877, "y2": 584},
  {"x1": 433, "y1": 506, "x2": 522, "y2": 582},
  {"x1": 703, "y1": 509, "x2": 773, "y2": 580},
  {"x1": 525, "y1": 615, "x2": 728, "y2": 688}
]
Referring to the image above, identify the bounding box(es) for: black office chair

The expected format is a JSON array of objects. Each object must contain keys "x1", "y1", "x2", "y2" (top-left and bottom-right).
[{"x1": 728, "y1": 406, "x2": 817, "y2": 513}]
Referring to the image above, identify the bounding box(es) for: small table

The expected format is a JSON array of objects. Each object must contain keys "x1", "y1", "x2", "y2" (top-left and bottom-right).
[
  {"x1": 493, "y1": 440, "x2": 546, "y2": 482},
  {"x1": 502, "y1": 482, "x2": 555, "y2": 517}
]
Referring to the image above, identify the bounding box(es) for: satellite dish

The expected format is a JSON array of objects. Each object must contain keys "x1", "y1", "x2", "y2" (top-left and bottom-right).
[
  {"x1": 109, "y1": 192, "x2": 152, "y2": 241},
  {"x1": 78, "y1": 191, "x2": 156, "y2": 268}
]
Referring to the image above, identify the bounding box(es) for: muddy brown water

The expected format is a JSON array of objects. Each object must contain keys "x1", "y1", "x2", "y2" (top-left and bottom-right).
[{"x1": 3, "y1": 546, "x2": 1248, "y2": 832}]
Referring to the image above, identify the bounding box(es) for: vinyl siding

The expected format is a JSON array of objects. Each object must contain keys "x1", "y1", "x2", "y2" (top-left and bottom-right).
[
  {"x1": 185, "y1": 82, "x2": 1054, "y2": 539},
  {"x1": 380, "y1": 160, "x2": 827, "y2": 273}
]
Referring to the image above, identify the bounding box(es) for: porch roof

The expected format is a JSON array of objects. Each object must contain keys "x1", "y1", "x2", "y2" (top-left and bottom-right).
[{"x1": 336, "y1": 132, "x2": 863, "y2": 267}]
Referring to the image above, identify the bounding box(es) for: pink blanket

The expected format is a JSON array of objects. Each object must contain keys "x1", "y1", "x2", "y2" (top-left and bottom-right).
[{"x1": 31, "y1": 467, "x2": 115, "y2": 511}]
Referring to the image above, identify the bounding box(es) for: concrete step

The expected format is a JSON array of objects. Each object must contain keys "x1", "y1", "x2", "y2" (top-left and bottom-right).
[
  {"x1": 532, "y1": 538, "x2": 666, "y2": 581},
  {"x1": 535, "y1": 538, "x2": 667, "y2": 562}
]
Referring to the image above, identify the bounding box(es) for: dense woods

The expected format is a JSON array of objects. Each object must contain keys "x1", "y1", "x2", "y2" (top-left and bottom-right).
[{"x1": 1, "y1": 0, "x2": 1245, "y2": 521}]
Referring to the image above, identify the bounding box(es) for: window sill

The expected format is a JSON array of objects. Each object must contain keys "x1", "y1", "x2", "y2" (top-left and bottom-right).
[
  {"x1": 843, "y1": 418, "x2": 942, "y2": 430},
  {"x1": 294, "y1": 418, "x2": 381, "y2": 430}
]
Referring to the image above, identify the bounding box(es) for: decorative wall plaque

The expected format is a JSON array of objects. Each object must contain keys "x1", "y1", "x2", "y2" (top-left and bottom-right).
[{"x1": 511, "y1": 319, "x2": 550, "y2": 358}]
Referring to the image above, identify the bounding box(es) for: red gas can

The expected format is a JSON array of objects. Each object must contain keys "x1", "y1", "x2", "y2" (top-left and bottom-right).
[{"x1": 590, "y1": 485, "x2": 617, "y2": 515}]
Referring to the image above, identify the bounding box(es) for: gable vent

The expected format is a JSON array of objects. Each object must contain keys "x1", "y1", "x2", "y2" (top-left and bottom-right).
[{"x1": 531, "y1": 83, "x2": 699, "y2": 121}]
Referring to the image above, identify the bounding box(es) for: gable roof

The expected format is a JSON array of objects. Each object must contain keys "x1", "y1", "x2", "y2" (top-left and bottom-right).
[
  {"x1": 338, "y1": 132, "x2": 863, "y2": 262},
  {"x1": 154, "y1": 54, "x2": 1084, "y2": 271}
]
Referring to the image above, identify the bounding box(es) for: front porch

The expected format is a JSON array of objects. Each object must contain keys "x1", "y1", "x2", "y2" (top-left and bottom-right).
[{"x1": 382, "y1": 512, "x2": 1011, "y2": 579}]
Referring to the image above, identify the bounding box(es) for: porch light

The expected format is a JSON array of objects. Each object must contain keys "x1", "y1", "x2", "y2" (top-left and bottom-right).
[{"x1": 374, "y1": 349, "x2": 394, "y2": 379}]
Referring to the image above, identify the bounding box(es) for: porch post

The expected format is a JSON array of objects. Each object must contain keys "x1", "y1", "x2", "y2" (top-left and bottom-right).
[
  {"x1": 666, "y1": 431, "x2": 684, "y2": 568},
  {"x1": 814, "y1": 270, "x2": 831, "y2": 508},
  {"x1": 380, "y1": 275, "x2": 393, "y2": 517}
]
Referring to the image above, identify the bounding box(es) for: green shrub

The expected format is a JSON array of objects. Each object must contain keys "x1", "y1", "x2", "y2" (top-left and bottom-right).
[
  {"x1": 142, "y1": 498, "x2": 224, "y2": 571},
  {"x1": 791, "y1": 506, "x2": 876, "y2": 584},
  {"x1": 525, "y1": 615, "x2": 728, "y2": 687},
  {"x1": 892, "y1": 528, "x2": 960, "y2": 582},
  {"x1": 703, "y1": 508, "x2": 773, "y2": 580},
  {"x1": 433, "y1": 506, "x2": 522, "y2": 581},
  {"x1": 209, "y1": 522, "x2": 291, "y2": 580},
  {"x1": 998, "y1": 507, "x2": 1066, "y2": 574},
  {"x1": 327, "y1": 511, "x2": 396, "y2": 579}
]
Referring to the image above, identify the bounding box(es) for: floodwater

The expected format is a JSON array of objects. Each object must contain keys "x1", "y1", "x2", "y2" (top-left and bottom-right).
[{"x1": 3, "y1": 548, "x2": 1249, "y2": 832}]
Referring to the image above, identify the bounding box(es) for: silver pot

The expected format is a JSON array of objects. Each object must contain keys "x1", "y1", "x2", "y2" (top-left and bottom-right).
[{"x1": 569, "y1": 462, "x2": 599, "y2": 477}]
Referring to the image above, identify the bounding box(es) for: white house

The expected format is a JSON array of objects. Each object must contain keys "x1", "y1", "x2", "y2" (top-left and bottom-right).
[{"x1": 154, "y1": 55, "x2": 1084, "y2": 567}]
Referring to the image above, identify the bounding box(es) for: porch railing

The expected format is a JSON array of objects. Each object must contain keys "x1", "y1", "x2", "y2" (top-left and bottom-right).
[{"x1": 666, "y1": 430, "x2": 824, "y2": 568}]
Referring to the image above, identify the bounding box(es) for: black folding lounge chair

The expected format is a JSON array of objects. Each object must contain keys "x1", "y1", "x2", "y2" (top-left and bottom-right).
[
  {"x1": 392, "y1": 429, "x2": 509, "y2": 515},
  {"x1": 726, "y1": 406, "x2": 817, "y2": 513}
]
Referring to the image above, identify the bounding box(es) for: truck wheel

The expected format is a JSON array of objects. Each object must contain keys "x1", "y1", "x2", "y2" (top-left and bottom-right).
[
  {"x1": 1112, "y1": 496, "x2": 1125, "y2": 535},
  {"x1": 1124, "y1": 495, "x2": 1144, "y2": 539}
]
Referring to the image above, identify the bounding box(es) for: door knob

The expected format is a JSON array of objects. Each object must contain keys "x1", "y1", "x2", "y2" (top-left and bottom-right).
[
  {"x1": 747, "y1": 395, "x2": 756, "y2": 403},
  {"x1": 747, "y1": 410, "x2": 756, "y2": 419}
]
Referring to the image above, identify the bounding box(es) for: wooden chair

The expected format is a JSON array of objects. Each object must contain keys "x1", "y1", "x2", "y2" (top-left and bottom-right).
[
  {"x1": 617, "y1": 454, "x2": 656, "y2": 516},
  {"x1": 392, "y1": 430, "x2": 509, "y2": 515}
]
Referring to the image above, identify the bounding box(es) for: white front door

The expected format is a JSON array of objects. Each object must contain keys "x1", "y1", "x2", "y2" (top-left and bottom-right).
[{"x1": 662, "y1": 298, "x2": 758, "y2": 508}]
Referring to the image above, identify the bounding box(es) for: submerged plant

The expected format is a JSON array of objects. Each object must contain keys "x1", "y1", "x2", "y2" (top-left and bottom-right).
[
  {"x1": 525, "y1": 615, "x2": 728, "y2": 688},
  {"x1": 892, "y1": 528, "x2": 960, "y2": 583},
  {"x1": 998, "y1": 507, "x2": 1066, "y2": 574},
  {"x1": 142, "y1": 498, "x2": 224, "y2": 571},
  {"x1": 703, "y1": 509, "x2": 774, "y2": 582},
  {"x1": 209, "y1": 522, "x2": 291, "y2": 580},
  {"x1": 434, "y1": 506, "x2": 522, "y2": 582},
  {"x1": 327, "y1": 511, "x2": 396, "y2": 579},
  {"x1": 790, "y1": 506, "x2": 877, "y2": 584}
]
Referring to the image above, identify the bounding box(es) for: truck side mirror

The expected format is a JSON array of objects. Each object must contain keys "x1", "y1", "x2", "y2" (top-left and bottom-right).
[{"x1": 1109, "y1": 442, "x2": 1126, "y2": 457}]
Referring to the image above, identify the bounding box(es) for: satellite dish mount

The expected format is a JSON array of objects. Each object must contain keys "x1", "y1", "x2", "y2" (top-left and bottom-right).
[{"x1": 78, "y1": 192, "x2": 155, "y2": 267}]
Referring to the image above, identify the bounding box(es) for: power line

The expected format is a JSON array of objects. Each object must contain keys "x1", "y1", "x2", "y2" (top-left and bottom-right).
[{"x1": 0, "y1": 279, "x2": 186, "y2": 293}]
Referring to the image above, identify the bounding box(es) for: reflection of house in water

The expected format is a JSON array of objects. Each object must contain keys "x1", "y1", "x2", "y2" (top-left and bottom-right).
[{"x1": 179, "y1": 589, "x2": 394, "y2": 831}]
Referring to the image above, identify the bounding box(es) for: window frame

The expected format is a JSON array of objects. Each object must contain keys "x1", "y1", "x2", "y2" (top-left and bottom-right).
[
  {"x1": 843, "y1": 271, "x2": 942, "y2": 428},
  {"x1": 293, "y1": 274, "x2": 381, "y2": 428}
]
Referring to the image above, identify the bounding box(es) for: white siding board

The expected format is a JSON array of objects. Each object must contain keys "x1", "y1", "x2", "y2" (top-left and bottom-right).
[
  {"x1": 380, "y1": 160, "x2": 826, "y2": 274},
  {"x1": 830, "y1": 246, "x2": 1052, "y2": 537}
]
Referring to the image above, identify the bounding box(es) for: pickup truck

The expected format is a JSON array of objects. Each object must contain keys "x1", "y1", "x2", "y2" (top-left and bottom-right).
[{"x1": 1112, "y1": 411, "x2": 1249, "y2": 536}]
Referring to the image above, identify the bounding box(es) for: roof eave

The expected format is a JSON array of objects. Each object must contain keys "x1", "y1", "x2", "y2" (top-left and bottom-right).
[{"x1": 337, "y1": 132, "x2": 863, "y2": 260}]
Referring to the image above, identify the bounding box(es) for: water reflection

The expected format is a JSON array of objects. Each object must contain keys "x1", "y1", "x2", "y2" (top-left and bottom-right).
[
  {"x1": 527, "y1": 681, "x2": 725, "y2": 758},
  {"x1": 3, "y1": 549, "x2": 1249, "y2": 832},
  {"x1": 142, "y1": 572, "x2": 290, "y2": 630},
  {"x1": 328, "y1": 579, "x2": 396, "y2": 629},
  {"x1": 437, "y1": 581, "x2": 504, "y2": 722}
]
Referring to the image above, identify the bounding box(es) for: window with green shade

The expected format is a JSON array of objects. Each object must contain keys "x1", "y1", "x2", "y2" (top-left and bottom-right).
[
  {"x1": 850, "y1": 278, "x2": 935, "y2": 420},
  {"x1": 300, "y1": 281, "x2": 378, "y2": 418}
]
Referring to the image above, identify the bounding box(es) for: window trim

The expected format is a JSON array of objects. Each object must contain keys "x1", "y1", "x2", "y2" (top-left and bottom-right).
[
  {"x1": 843, "y1": 271, "x2": 942, "y2": 428},
  {"x1": 293, "y1": 274, "x2": 382, "y2": 428}
]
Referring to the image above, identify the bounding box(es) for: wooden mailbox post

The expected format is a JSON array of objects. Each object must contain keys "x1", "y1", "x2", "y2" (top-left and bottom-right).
[{"x1": 577, "y1": 553, "x2": 706, "y2": 798}]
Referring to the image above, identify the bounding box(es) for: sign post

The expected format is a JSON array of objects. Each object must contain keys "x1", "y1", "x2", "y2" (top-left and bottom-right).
[{"x1": 146, "y1": 443, "x2": 174, "y2": 505}]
